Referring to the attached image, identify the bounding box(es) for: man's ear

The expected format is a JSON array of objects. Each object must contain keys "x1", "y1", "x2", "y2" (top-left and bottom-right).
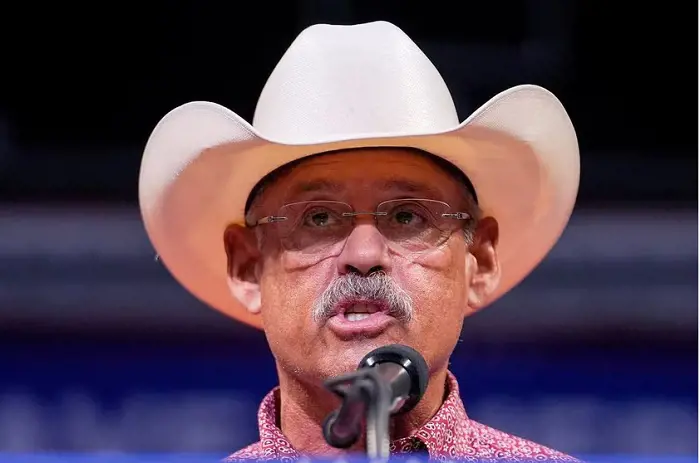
[
  {"x1": 223, "y1": 224, "x2": 262, "y2": 314},
  {"x1": 465, "y1": 217, "x2": 501, "y2": 315}
]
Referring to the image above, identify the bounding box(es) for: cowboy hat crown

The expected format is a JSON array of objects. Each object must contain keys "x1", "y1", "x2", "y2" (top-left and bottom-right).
[
  {"x1": 138, "y1": 21, "x2": 580, "y2": 329},
  {"x1": 253, "y1": 21, "x2": 459, "y2": 141}
]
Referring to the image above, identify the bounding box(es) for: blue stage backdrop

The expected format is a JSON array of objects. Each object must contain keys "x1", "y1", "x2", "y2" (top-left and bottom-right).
[{"x1": 0, "y1": 338, "x2": 696, "y2": 457}]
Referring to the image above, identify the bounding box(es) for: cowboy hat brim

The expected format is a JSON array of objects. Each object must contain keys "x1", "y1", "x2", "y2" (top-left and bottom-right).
[{"x1": 139, "y1": 84, "x2": 579, "y2": 330}]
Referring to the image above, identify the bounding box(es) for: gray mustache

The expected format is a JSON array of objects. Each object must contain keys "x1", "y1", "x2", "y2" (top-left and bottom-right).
[{"x1": 312, "y1": 272, "x2": 414, "y2": 323}]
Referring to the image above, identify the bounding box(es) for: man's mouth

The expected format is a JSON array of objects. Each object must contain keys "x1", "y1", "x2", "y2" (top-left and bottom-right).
[
  {"x1": 326, "y1": 300, "x2": 396, "y2": 340},
  {"x1": 343, "y1": 304, "x2": 381, "y2": 322}
]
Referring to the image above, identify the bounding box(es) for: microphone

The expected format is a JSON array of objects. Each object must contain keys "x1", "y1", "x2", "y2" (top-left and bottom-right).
[
  {"x1": 322, "y1": 344, "x2": 429, "y2": 450},
  {"x1": 358, "y1": 344, "x2": 430, "y2": 415}
]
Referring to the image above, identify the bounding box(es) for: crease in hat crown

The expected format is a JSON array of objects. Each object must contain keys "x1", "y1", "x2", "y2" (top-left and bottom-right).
[{"x1": 252, "y1": 21, "x2": 460, "y2": 144}]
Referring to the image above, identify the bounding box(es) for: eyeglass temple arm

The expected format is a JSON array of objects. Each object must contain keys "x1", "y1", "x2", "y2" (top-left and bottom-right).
[
  {"x1": 442, "y1": 212, "x2": 471, "y2": 220},
  {"x1": 256, "y1": 215, "x2": 288, "y2": 225}
]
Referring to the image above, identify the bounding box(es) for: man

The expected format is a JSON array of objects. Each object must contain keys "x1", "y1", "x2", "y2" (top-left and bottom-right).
[{"x1": 138, "y1": 21, "x2": 580, "y2": 461}]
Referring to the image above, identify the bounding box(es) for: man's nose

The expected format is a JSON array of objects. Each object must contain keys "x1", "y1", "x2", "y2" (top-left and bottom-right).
[{"x1": 336, "y1": 222, "x2": 391, "y2": 276}]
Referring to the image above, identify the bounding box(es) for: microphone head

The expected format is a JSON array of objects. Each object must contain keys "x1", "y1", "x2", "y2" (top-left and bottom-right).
[{"x1": 358, "y1": 344, "x2": 429, "y2": 414}]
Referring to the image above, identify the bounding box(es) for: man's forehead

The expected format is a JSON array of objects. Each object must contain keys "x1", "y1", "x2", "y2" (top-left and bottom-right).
[
  {"x1": 289, "y1": 177, "x2": 443, "y2": 197},
  {"x1": 246, "y1": 147, "x2": 476, "y2": 211},
  {"x1": 281, "y1": 151, "x2": 456, "y2": 198}
]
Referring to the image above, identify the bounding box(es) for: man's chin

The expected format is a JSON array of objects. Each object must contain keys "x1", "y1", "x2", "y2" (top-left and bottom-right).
[{"x1": 319, "y1": 336, "x2": 403, "y2": 378}]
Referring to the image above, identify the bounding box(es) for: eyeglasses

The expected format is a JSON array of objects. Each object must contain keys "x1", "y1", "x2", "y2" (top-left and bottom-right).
[{"x1": 249, "y1": 199, "x2": 472, "y2": 256}]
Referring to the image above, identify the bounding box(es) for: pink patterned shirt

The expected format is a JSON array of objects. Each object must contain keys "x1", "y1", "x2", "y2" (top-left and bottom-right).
[{"x1": 225, "y1": 372, "x2": 578, "y2": 461}]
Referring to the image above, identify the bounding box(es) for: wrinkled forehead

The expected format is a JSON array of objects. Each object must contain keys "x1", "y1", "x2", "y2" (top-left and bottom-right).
[{"x1": 245, "y1": 147, "x2": 477, "y2": 211}]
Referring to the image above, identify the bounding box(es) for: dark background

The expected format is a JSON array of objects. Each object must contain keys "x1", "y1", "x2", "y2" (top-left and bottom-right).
[
  {"x1": 0, "y1": 1, "x2": 696, "y2": 459},
  {"x1": 3, "y1": 1, "x2": 696, "y2": 205}
]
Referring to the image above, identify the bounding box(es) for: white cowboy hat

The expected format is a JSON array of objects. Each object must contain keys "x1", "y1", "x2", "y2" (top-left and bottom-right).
[{"x1": 138, "y1": 21, "x2": 580, "y2": 330}]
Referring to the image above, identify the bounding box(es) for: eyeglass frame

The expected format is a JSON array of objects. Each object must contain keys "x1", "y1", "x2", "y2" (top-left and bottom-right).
[{"x1": 247, "y1": 198, "x2": 472, "y2": 250}]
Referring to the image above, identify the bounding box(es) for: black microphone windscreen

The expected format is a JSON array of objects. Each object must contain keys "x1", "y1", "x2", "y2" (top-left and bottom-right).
[{"x1": 358, "y1": 344, "x2": 429, "y2": 404}]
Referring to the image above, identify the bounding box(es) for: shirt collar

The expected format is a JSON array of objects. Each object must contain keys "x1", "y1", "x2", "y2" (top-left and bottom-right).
[{"x1": 255, "y1": 370, "x2": 469, "y2": 459}]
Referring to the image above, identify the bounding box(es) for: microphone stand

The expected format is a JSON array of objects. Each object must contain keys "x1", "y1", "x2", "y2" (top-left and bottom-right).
[{"x1": 323, "y1": 368, "x2": 393, "y2": 460}]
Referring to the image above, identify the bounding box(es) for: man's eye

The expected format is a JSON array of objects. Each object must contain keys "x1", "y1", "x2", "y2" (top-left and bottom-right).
[
  {"x1": 302, "y1": 209, "x2": 340, "y2": 227},
  {"x1": 394, "y1": 210, "x2": 417, "y2": 225}
]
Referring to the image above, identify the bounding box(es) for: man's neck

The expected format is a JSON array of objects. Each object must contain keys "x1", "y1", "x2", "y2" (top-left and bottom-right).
[{"x1": 276, "y1": 368, "x2": 448, "y2": 456}]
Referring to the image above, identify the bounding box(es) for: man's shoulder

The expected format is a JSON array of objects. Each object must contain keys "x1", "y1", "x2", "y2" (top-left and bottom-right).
[
  {"x1": 222, "y1": 441, "x2": 265, "y2": 461},
  {"x1": 464, "y1": 419, "x2": 579, "y2": 461}
]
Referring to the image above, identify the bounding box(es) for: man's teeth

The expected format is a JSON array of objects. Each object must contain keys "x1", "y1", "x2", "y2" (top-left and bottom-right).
[{"x1": 345, "y1": 313, "x2": 372, "y2": 322}]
